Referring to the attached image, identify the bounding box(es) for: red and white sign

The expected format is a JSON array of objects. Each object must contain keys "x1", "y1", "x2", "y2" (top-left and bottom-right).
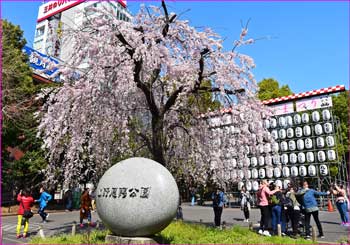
[
  {"x1": 296, "y1": 95, "x2": 333, "y2": 112},
  {"x1": 270, "y1": 102, "x2": 294, "y2": 115},
  {"x1": 37, "y1": 0, "x2": 84, "y2": 22},
  {"x1": 37, "y1": 0, "x2": 127, "y2": 23}
]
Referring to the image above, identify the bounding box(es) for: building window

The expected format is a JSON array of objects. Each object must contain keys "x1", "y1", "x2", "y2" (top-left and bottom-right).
[{"x1": 35, "y1": 26, "x2": 45, "y2": 38}]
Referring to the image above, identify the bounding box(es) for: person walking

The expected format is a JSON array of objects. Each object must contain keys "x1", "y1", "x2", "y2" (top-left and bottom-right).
[
  {"x1": 285, "y1": 185, "x2": 301, "y2": 238},
  {"x1": 35, "y1": 186, "x2": 52, "y2": 223},
  {"x1": 257, "y1": 179, "x2": 279, "y2": 237},
  {"x1": 331, "y1": 183, "x2": 349, "y2": 226},
  {"x1": 297, "y1": 181, "x2": 330, "y2": 239},
  {"x1": 212, "y1": 187, "x2": 224, "y2": 229},
  {"x1": 63, "y1": 189, "x2": 73, "y2": 211},
  {"x1": 240, "y1": 186, "x2": 251, "y2": 222},
  {"x1": 16, "y1": 189, "x2": 34, "y2": 238},
  {"x1": 80, "y1": 188, "x2": 95, "y2": 227}
]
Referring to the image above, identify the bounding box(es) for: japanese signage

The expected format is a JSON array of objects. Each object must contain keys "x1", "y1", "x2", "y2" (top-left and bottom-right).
[
  {"x1": 22, "y1": 46, "x2": 60, "y2": 82},
  {"x1": 97, "y1": 187, "x2": 151, "y2": 199},
  {"x1": 270, "y1": 102, "x2": 294, "y2": 115},
  {"x1": 37, "y1": 0, "x2": 127, "y2": 23},
  {"x1": 296, "y1": 95, "x2": 333, "y2": 112}
]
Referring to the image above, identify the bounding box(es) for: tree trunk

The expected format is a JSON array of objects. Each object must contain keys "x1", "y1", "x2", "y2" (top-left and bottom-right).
[{"x1": 151, "y1": 115, "x2": 166, "y2": 166}]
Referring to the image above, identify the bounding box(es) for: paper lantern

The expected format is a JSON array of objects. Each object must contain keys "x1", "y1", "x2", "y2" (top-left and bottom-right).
[
  {"x1": 265, "y1": 155, "x2": 272, "y2": 165},
  {"x1": 270, "y1": 118, "x2": 277, "y2": 128},
  {"x1": 297, "y1": 152, "x2": 306, "y2": 163},
  {"x1": 294, "y1": 114, "x2": 301, "y2": 124},
  {"x1": 318, "y1": 151, "x2": 326, "y2": 162},
  {"x1": 299, "y1": 166, "x2": 307, "y2": 177},
  {"x1": 324, "y1": 123, "x2": 333, "y2": 134},
  {"x1": 251, "y1": 168, "x2": 258, "y2": 179},
  {"x1": 297, "y1": 139, "x2": 305, "y2": 150},
  {"x1": 286, "y1": 116, "x2": 293, "y2": 127},
  {"x1": 278, "y1": 117, "x2": 286, "y2": 128},
  {"x1": 238, "y1": 170, "x2": 244, "y2": 179},
  {"x1": 264, "y1": 143, "x2": 272, "y2": 153},
  {"x1": 305, "y1": 138, "x2": 313, "y2": 149},
  {"x1": 231, "y1": 170, "x2": 237, "y2": 179},
  {"x1": 258, "y1": 156, "x2": 265, "y2": 166},
  {"x1": 291, "y1": 166, "x2": 299, "y2": 177},
  {"x1": 252, "y1": 181, "x2": 259, "y2": 191},
  {"x1": 282, "y1": 166, "x2": 290, "y2": 177},
  {"x1": 295, "y1": 127, "x2": 303, "y2": 137},
  {"x1": 280, "y1": 141, "x2": 288, "y2": 152},
  {"x1": 264, "y1": 119, "x2": 270, "y2": 129},
  {"x1": 266, "y1": 167, "x2": 273, "y2": 178},
  {"x1": 272, "y1": 142, "x2": 279, "y2": 153},
  {"x1": 322, "y1": 109, "x2": 331, "y2": 121},
  {"x1": 306, "y1": 152, "x2": 315, "y2": 163},
  {"x1": 287, "y1": 128, "x2": 294, "y2": 138},
  {"x1": 273, "y1": 155, "x2": 281, "y2": 165},
  {"x1": 275, "y1": 180, "x2": 283, "y2": 189},
  {"x1": 245, "y1": 170, "x2": 252, "y2": 179},
  {"x1": 274, "y1": 167, "x2": 281, "y2": 178},
  {"x1": 250, "y1": 157, "x2": 257, "y2": 167},
  {"x1": 237, "y1": 160, "x2": 243, "y2": 168},
  {"x1": 238, "y1": 181, "x2": 244, "y2": 190},
  {"x1": 326, "y1": 136, "x2": 335, "y2": 147},
  {"x1": 312, "y1": 111, "x2": 320, "y2": 122},
  {"x1": 231, "y1": 158, "x2": 237, "y2": 168},
  {"x1": 289, "y1": 153, "x2": 297, "y2": 164},
  {"x1": 303, "y1": 125, "x2": 311, "y2": 136},
  {"x1": 319, "y1": 165, "x2": 328, "y2": 176},
  {"x1": 271, "y1": 130, "x2": 278, "y2": 140},
  {"x1": 316, "y1": 137, "x2": 325, "y2": 148},
  {"x1": 302, "y1": 113, "x2": 310, "y2": 123},
  {"x1": 244, "y1": 157, "x2": 250, "y2": 167},
  {"x1": 246, "y1": 181, "x2": 252, "y2": 191},
  {"x1": 314, "y1": 124, "x2": 323, "y2": 135},
  {"x1": 259, "y1": 168, "x2": 266, "y2": 178},
  {"x1": 283, "y1": 179, "x2": 291, "y2": 190},
  {"x1": 279, "y1": 129, "x2": 287, "y2": 139},
  {"x1": 281, "y1": 154, "x2": 289, "y2": 165},
  {"x1": 327, "y1": 150, "x2": 336, "y2": 161},
  {"x1": 288, "y1": 140, "x2": 296, "y2": 151},
  {"x1": 308, "y1": 165, "x2": 316, "y2": 177}
]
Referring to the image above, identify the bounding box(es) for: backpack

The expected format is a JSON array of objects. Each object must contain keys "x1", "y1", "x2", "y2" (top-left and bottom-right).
[
  {"x1": 283, "y1": 196, "x2": 293, "y2": 208},
  {"x1": 270, "y1": 195, "x2": 280, "y2": 205}
]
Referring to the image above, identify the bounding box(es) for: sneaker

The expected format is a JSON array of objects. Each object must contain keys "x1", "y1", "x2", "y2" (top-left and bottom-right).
[
  {"x1": 317, "y1": 234, "x2": 325, "y2": 238},
  {"x1": 23, "y1": 233, "x2": 27, "y2": 238},
  {"x1": 16, "y1": 234, "x2": 22, "y2": 239},
  {"x1": 246, "y1": 219, "x2": 249, "y2": 223},
  {"x1": 282, "y1": 232, "x2": 286, "y2": 236},
  {"x1": 305, "y1": 235, "x2": 311, "y2": 240},
  {"x1": 263, "y1": 230, "x2": 271, "y2": 237},
  {"x1": 80, "y1": 223, "x2": 84, "y2": 228},
  {"x1": 46, "y1": 213, "x2": 49, "y2": 220},
  {"x1": 344, "y1": 223, "x2": 350, "y2": 227},
  {"x1": 42, "y1": 220, "x2": 47, "y2": 223},
  {"x1": 258, "y1": 229, "x2": 263, "y2": 235},
  {"x1": 89, "y1": 222, "x2": 96, "y2": 227}
]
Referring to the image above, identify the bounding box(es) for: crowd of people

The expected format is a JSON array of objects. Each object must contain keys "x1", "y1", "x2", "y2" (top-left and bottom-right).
[
  {"x1": 15, "y1": 186, "x2": 96, "y2": 239},
  {"x1": 211, "y1": 180, "x2": 349, "y2": 240}
]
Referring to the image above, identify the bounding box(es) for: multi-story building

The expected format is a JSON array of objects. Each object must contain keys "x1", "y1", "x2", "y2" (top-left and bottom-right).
[{"x1": 33, "y1": 0, "x2": 131, "y2": 61}]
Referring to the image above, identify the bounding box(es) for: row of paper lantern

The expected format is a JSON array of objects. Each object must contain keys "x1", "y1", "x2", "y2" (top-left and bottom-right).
[
  {"x1": 222, "y1": 150, "x2": 337, "y2": 168},
  {"x1": 278, "y1": 136, "x2": 335, "y2": 152},
  {"x1": 265, "y1": 110, "x2": 332, "y2": 129},
  {"x1": 231, "y1": 164, "x2": 329, "y2": 181},
  {"x1": 270, "y1": 123, "x2": 333, "y2": 140},
  {"x1": 238, "y1": 180, "x2": 290, "y2": 191}
]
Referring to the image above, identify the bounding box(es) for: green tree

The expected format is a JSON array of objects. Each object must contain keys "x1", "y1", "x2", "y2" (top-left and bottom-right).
[
  {"x1": 1, "y1": 20, "x2": 50, "y2": 192},
  {"x1": 257, "y1": 78, "x2": 293, "y2": 100}
]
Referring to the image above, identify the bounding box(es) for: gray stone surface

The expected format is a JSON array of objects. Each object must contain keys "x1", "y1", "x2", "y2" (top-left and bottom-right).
[
  {"x1": 96, "y1": 157, "x2": 179, "y2": 237},
  {"x1": 105, "y1": 235, "x2": 158, "y2": 244}
]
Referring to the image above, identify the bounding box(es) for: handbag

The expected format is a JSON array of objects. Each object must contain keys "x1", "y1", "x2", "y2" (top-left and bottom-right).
[{"x1": 21, "y1": 201, "x2": 34, "y2": 219}]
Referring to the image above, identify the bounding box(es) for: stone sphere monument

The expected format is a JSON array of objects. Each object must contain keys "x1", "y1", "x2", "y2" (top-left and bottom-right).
[{"x1": 96, "y1": 157, "x2": 179, "y2": 237}]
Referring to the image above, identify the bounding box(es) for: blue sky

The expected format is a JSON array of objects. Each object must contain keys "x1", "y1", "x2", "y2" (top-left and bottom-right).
[{"x1": 1, "y1": 0, "x2": 349, "y2": 93}]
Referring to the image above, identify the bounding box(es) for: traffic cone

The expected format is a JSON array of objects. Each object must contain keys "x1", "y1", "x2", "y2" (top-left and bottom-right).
[{"x1": 327, "y1": 199, "x2": 334, "y2": 212}]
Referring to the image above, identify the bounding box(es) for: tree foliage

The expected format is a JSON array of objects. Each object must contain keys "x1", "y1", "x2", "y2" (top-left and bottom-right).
[
  {"x1": 257, "y1": 78, "x2": 293, "y2": 100},
  {"x1": 37, "y1": 2, "x2": 272, "y2": 186},
  {"x1": 1, "y1": 20, "x2": 49, "y2": 191}
]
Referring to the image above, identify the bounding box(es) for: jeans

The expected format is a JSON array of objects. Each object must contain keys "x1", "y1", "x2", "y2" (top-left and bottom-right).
[
  {"x1": 271, "y1": 205, "x2": 286, "y2": 233},
  {"x1": 213, "y1": 206, "x2": 223, "y2": 227},
  {"x1": 259, "y1": 205, "x2": 270, "y2": 231},
  {"x1": 291, "y1": 210, "x2": 300, "y2": 235},
  {"x1": 66, "y1": 199, "x2": 72, "y2": 210},
  {"x1": 38, "y1": 207, "x2": 48, "y2": 221},
  {"x1": 243, "y1": 206, "x2": 250, "y2": 219},
  {"x1": 305, "y1": 210, "x2": 323, "y2": 236},
  {"x1": 336, "y1": 201, "x2": 349, "y2": 223}
]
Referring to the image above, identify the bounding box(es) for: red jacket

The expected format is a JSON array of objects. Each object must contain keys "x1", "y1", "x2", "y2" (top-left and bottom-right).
[{"x1": 17, "y1": 194, "x2": 34, "y2": 215}]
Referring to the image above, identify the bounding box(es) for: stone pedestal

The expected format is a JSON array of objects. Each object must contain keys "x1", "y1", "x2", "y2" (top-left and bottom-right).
[{"x1": 106, "y1": 234, "x2": 158, "y2": 244}]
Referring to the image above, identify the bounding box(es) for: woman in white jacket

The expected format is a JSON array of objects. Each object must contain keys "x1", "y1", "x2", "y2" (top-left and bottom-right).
[{"x1": 240, "y1": 186, "x2": 251, "y2": 222}]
